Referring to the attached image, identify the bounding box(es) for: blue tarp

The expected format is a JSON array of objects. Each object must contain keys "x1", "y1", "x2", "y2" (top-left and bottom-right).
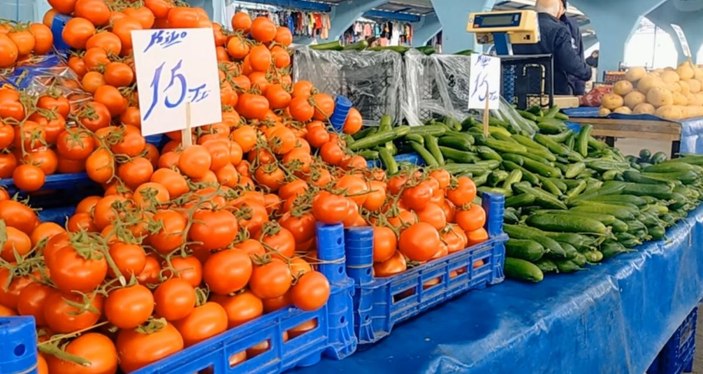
[
  {"x1": 563, "y1": 107, "x2": 703, "y2": 155},
  {"x1": 294, "y1": 205, "x2": 703, "y2": 374}
]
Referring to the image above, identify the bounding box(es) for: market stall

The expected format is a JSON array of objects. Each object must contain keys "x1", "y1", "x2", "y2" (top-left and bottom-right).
[{"x1": 293, "y1": 203, "x2": 703, "y2": 373}]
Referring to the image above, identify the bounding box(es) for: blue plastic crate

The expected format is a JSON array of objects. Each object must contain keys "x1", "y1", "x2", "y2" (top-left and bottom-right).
[
  {"x1": 345, "y1": 192, "x2": 507, "y2": 344},
  {"x1": 38, "y1": 206, "x2": 76, "y2": 224},
  {"x1": 648, "y1": 307, "x2": 697, "y2": 374},
  {"x1": 366, "y1": 152, "x2": 425, "y2": 169},
  {"x1": 0, "y1": 224, "x2": 357, "y2": 374}
]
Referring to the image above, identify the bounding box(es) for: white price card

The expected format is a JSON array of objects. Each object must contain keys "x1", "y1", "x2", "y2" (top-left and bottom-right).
[
  {"x1": 469, "y1": 54, "x2": 501, "y2": 110},
  {"x1": 131, "y1": 28, "x2": 222, "y2": 136},
  {"x1": 671, "y1": 24, "x2": 692, "y2": 58}
]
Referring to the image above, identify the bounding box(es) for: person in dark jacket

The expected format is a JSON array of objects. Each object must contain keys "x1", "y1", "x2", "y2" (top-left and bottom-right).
[
  {"x1": 559, "y1": 0, "x2": 586, "y2": 95},
  {"x1": 513, "y1": 0, "x2": 592, "y2": 95},
  {"x1": 586, "y1": 50, "x2": 599, "y2": 67}
]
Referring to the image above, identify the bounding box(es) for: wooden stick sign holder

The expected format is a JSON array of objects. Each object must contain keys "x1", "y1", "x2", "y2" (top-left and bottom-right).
[
  {"x1": 483, "y1": 85, "x2": 490, "y2": 137},
  {"x1": 181, "y1": 102, "x2": 194, "y2": 148}
]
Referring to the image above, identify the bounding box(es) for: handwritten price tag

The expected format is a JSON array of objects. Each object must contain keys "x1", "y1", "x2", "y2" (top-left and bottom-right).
[
  {"x1": 469, "y1": 54, "x2": 501, "y2": 110},
  {"x1": 131, "y1": 28, "x2": 222, "y2": 137},
  {"x1": 671, "y1": 24, "x2": 692, "y2": 58}
]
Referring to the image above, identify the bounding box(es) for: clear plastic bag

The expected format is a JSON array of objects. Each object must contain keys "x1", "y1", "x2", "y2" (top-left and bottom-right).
[{"x1": 292, "y1": 47, "x2": 404, "y2": 126}]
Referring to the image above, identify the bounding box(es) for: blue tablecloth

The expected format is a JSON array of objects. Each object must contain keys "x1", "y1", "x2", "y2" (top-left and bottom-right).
[
  {"x1": 295, "y1": 205, "x2": 703, "y2": 374},
  {"x1": 563, "y1": 107, "x2": 703, "y2": 155}
]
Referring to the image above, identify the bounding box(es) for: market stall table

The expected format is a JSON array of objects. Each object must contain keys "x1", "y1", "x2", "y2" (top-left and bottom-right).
[
  {"x1": 293, "y1": 205, "x2": 703, "y2": 374},
  {"x1": 564, "y1": 107, "x2": 703, "y2": 157}
]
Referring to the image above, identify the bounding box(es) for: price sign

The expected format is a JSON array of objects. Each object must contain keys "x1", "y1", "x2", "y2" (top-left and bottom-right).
[
  {"x1": 469, "y1": 54, "x2": 501, "y2": 110},
  {"x1": 131, "y1": 28, "x2": 222, "y2": 137},
  {"x1": 670, "y1": 24, "x2": 692, "y2": 58}
]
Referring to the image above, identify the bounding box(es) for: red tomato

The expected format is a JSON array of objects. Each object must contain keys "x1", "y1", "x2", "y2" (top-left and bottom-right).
[
  {"x1": 202, "y1": 249, "x2": 252, "y2": 295},
  {"x1": 117, "y1": 322, "x2": 184, "y2": 372},
  {"x1": 290, "y1": 271, "x2": 330, "y2": 311},
  {"x1": 173, "y1": 302, "x2": 228, "y2": 347}
]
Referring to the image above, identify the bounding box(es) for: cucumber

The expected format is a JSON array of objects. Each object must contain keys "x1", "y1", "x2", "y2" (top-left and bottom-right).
[
  {"x1": 484, "y1": 139, "x2": 528, "y2": 154},
  {"x1": 506, "y1": 239, "x2": 545, "y2": 261},
  {"x1": 534, "y1": 134, "x2": 570, "y2": 156},
  {"x1": 649, "y1": 225, "x2": 665, "y2": 240},
  {"x1": 378, "y1": 148, "x2": 398, "y2": 175},
  {"x1": 511, "y1": 135, "x2": 557, "y2": 161},
  {"x1": 582, "y1": 250, "x2": 604, "y2": 263},
  {"x1": 408, "y1": 125, "x2": 447, "y2": 137},
  {"x1": 502, "y1": 169, "x2": 523, "y2": 190},
  {"x1": 358, "y1": 150, "x2": 379, "y2": 160},
  {"x1": 555, "y1": 260, "x2": 581, "y2": 273},
  {"x1": 409, "y1": 141, "x2": 439, "y2": 167},
  {"x1": 571, "y1": 252, "x2": 587, "y2": 267},
  {"x1": 543, "y1": 231, "x2": 597, "y2": 251},
  {"x1": 505, "y1": 193, "x2": 535, "y2": 208},
  {"x1": 352, "y1": 127, "x2": 377, "y2": 140},
  {"x1": 404, "y1": 134, "x2": 424, "y2": 144},
  {"x1": 548, "y1": 178, "x2": 568, "y2": 192},
  {"x1": 488, "y1": 170, "x2": 510, "y2": 186},
  {"x1": 438, "y1": 134, "x2": 474, "y2": 151},
  {"x1": 439, "y1": 146, "x2": 476, "y2": 163},
  {"x1": 535, "y1": 259, "x2": 559, "y2": 273},
  {"x1": 537, "y1": 118, "x2": 567, "y2": 134},
  {"x1": 520, "y1": 157, "x2": 561, "y2": 178},
  {"x1": 424, "y1": 135, "x2": 445, "y2": 165},
  {"x1": 343, "y1": 40, "x2": 369, "y2": 50},
  {"x1": 479, "y1": 186, "x2": 512, "y2": 196},
  {"x1": 476, "y1": 146, "x2": 503, "y2": 161},
  {"x1": 310, "y1": 41, "x2": 343, "y2": 51},
  {"x1": 504, "y1": 225, "x2": 567, "y2": 259},
  {"x1": 644, "y1": 162, "x2": 701, "y2": 173},
  {"x1": 513, "y1": 183, "x2": 567, "y2": 210},
  {"x1": 517, "y1": 110, "x2": 538, "y2": 121},
  {"x1": 570, "y1": 202, "x2": 638, "y2": 220},
  {"x1": 601, "y1": 241, "x2": 629, "y2": 259},
  {"x1": 526, "y1": 214, "x2": 607, "y2": 234},
  {"x1": 538, "y1": 175, "x2": 562, "y2": 196},
  {"x1": 565, "y1": 180, "x2": 588, "y2": 201},
  {"x1": 546, "y1": 131, "x2": 572, "y2": 143},
  {"x1": 349, "y1": 125, "x2": 409, "y2": 150},
  {"x1": 576, "y1": 125, "x2": 592, "y2": 157},
  {"x1": 565, "y1": 162, "x2": 586, "y2": 179},
  {"x1": 504, "y1": 257, "x2": 544, "y2": 282}
]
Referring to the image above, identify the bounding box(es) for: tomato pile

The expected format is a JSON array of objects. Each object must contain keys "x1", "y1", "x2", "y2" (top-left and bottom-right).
[
  {"x1": 0, "y1": 20, "x2": 54, "y2": 69},
  {"x1": 0, "y1": 1, "x2": 490, "y2": 372}
]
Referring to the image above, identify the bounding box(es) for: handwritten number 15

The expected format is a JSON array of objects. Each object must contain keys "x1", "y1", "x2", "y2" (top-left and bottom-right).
[{"x1": 144, "y1": 60, "x2": 187, "y2": 121}]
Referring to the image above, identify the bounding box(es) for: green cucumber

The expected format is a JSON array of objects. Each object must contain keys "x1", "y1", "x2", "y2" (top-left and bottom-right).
[
  {"x1": 538, "y1": 175, "x2": 562, "y2": 196},
  {"x1": 502, "y1": 169, "x2": 523, "y2": 190},
  {"x1": 542, "y1": 232, "x2": 597, "y2": 250},
  {"x1": 438, "y1": 135, "x2": 473, "y2": 151},
  {"x1": 601, "y1": 241, "x2": 629, "y2": 259},
  {"x1": 555, "y1": 260, "x2": 581, "y2": 273},
  {"x1": 582, "y1": 250, "x2": 604, "y2": 263},
  {"x1": 352, "y1": 127, "x2": 377, "y2": 140},
  {"x1": 424, "y1": 135, "x2": 445, "y2": 165},
  {"x1": 534, "y1": 134, "x2": 570, "y2": 156},
  {"x1": 505, "y1": 257, "x2": 544, "y2": 282},
  {"x1": 565, "y1": 180, "x2": 588, "y2": 201},
  {"x1": 537, "y1": 118, "x2": 567, "y2": 134},
  {"x1": 535, "y1": 259, "x2": 559, "y2": 273},
  {"x1": 513, "y1": 183, "x2": 568, "y2": 210},
  {"x1": 408, "y1": 125, "x2": 447, "y2": 137},
  {"x1": 504, "y1": 224, "x2": 567, "y2": 259},
  {"x1": 565, "y1": 162, "x2": 586, "y2": 179},
  {"x1": 439, "y1": 146, "x2": 477, "y2": 163},
  {"x1": 409, "y1": 141, "x2": 439, "y2": 167},
  {"x1": 349, "y1": 125, "x2": 410, "y2": 150},
  {"x1": 476, "y1": 146, "x2": 503, "y2": 161},
  {"x1": 505, "y1": 193, "x2": 535, "y2": 208},
  {"x1": 526, "y1": 214, "x2": 607, "y2": 234},
  {"x1": 484, "y1": 139, "x2": 528, "y2": 154},
  {"x1": 378, "y1": 148, "x2": 398, "y2": 175},
  {"x1": 310, "y1": 41, "x2": 343, "y2": 51},
  {"x1": 358, "y1": 150, "x2": 379, "y2": 160},
  {"x1": 576, "y1": 125, "x2": 592, "y2": 157}
]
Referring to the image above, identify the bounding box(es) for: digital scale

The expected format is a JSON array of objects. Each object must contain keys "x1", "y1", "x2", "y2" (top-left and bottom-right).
[{"x1": 466, "y1": 10, "x2": 540, "y2": 55}]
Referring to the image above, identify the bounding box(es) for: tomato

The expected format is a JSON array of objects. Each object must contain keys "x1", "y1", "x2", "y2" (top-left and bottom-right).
[
  {"x1": 79, "y1": 101, "x2": 112, "y2": 132},
  {"x1": 260, "y1": 224, "x2": 296, "y2": 259},
  {"x1": 43, "y1": 291, "x2": 103, "y2": 333},
  {"x1": 265, "y1": 84, "x2": 292, "y2": 110},
  {"x1": 0, "y1": 122, "x2": 14, "y2": 149},
  {"x1": 173, "y1": 302, "x2": 228, "y2": 347},
  {"x1": 108, "y1": 242, "x2": 146, "y2": 279},
  {"x1": 312, "y1": 191, "x2": 350, "y2": 224},
  {"x1": 56, "y1": 129, "x2": 95, "y2": 160},
  {"x1": 48, "y1": 0, "x2": 77, "y2": 14},
  {"x1": 46, "y1": 333, "x2": 118, "y2": 374},
  {"x1": 0, "y1": 200, "x2": 38, "y2": 234},
  {"x1": 147, "y1": 210, "x2": 186, "y2": 254},
  {"x1": 401, "y1": 181, "x2": 434, "y2": 211},
  {"x1": 74, "y1": 0, "x2": 111, "y2": 26},
  {"x1": 372, "y1": 226, "x2": 397, "y2": 263},
  {"x1": 112, "y1": 17, "x2": 142, "y2": 51},
  {"x1": 66, "y1": 212, "x2": 95, "y2": 233},
  {"x1": 150, "y1": 169, "x2": 188, "y2": 199},
  {"x1": 8, "y1": 29, "x2": 35, "y2": 56},
  {"x1": 117, "y1": 157, "x2": 153, "y2": 189},
  {"x1": 110, "y1": 125, "x2": 145, "y2": 157},
  {"x1": 67, "y1": 55, "x2": 87, "y2": 78},
  {"x1": 167, "y1": 256, "x2": 202, "y2": 288},
  {"x1": 290, "y1": 271, "x2": 330, "y2": 311},
  {"x1": 250, "y1": 16, "x2": 276, "y2": 43},
  {"x1": 280, "y1": 212, "x2": 316, "y2": 245},
  {"x1": 14, "y1": 160, "x2": 46, "y2": 192},
  {"x1": 343, "y1": 107, "x2": 363, "y2": 134},
  {"x1": 455, "y1": 204, "x2": 486, "y2": 233},
  {"x1": 85, "y1": 148, "x2": 115, "y2": 184},
  {"x1": 236, "y1": 93, "x2": 270, "y2": 120},
  {"x1": 117, "y1": 322, "x2": 184, "y2": 372},
  {"x1": 188, "y1": 209, "x2": 238, "y2": 252},
  {"x1": 105, "y1": 284, "x2": 154, "y2": 329},
  {"x1": 104, "y1": 61, "x2": 134, "y2": 87},
  {"x1": 248, "y1": 44, "x2": 272, "y2": 72},
  {"x1": 447, "y1": 176, "x2": 477, "y2": 207},
  {"x1": 213, "y1": 291, "x2": 263, "y2": 328},
  {"x1": 335, "y1": 174, "x2": 369, "y2": 206},
  {"x1": 48, "y1": 242, "x2": 107, "y2": 293},
  {"x1": 0, "y1": 34, "x2": 18, "y2": 68},
  {"x1": 417, "y1": 203, "x2": 447, "y2": 230},
  {"x1": 145, "y1": 0, "x2": 173, "y2": 18},
  {"x1": 30, "y1": 222, "x2": 64, "y2": 248},
  {"x1": 230, "y1": 125, "x2": 257, "y2": 153},
  {"x1": 16, "y1": 283, "x2": 52, "y2": 326},
  {"x1": 442, "y1": 224, "x2": 468, "y2": 253},
  {"x1": 86, "y1": 31, "x2": 122, "y2": 54},
  {"x1": 0, "y1": 153, "x2": 16, "y2": 178},
  {"x1": 14, "y1": 120, "x2": 47, "y2": 151},
  {"x1": 62, "y1": 17, "x2": 95, "y2": 49},
  {"x1": 430, "y1": 169, "x2": 451, "y2": 189},
  {"x1": 374, "y1": 251, "x2": 407, "y2": 277},
  {"x1": 254, "y1": 164, "x2": 285, "y2": 191},
  {"x1": 274, "y1": 26, "x2": 293, "y2": 46},
  {"x1": 137, "y1": 254, "x2": 162, "y2": 285},
  {"x1": 177, "y1": 145, "x2": 211, "y2": 178},
  {"x1": 202, "y1": 249, "x2": 252, "y2": 295},
  {"x1": 94, "y1": 85, "x2": 127, "y2": 116},
  {"x1": 167, "y1": 7, "x2": 201, "y2": 28},
  {"x1": 249, "y1": 259, "x2": 292, "y2": 299},
  {"x1": 82, "y1": 71, "x2": 106, "y2": 94},
  {"x1": 311, "y1": 93, "x2": 335, "y2": 121},
  {"x1": 320, "y1": 141, "x2": 345, "y2": 165},
  {"x1": 1, "y1": 225, "x2": 31, "y2": 261},
  {"x1": 467, "y1": 228, "x2": 489, "y2": 246},
  {"x1": 231, "y1": 11, "x2": 252, "y2": 32},
  {"x1": 153, "y1": 278, "x2": 195, "y2": 321},
  {"x1": 124, "y1": 7, "x2": 156, "y2": 29},
  {"x1": 289, "y1": 96, "x2": 314, "y2": 122},
  {"x1": 399, "y1": 222, "x2": 441, "y2": 262}
]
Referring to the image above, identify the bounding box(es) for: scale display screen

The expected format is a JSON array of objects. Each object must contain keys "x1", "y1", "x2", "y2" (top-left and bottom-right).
[{"x1": 475, "y1": 13, "x2": 521, "y2": 28}]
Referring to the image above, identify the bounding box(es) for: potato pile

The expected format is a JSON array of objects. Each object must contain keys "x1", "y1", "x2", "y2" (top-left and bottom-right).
[{"x1": 600, "y1": 62, "x2": 703, "y2": 121}]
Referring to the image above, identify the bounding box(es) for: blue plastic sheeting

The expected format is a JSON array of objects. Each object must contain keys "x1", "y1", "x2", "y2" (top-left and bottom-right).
[
  {"x1": 563, "y1": 107, "x2": 703, "y2": 155},
  {"x1": 293, "y1": 205, "x2": 703, "y2": 374}
]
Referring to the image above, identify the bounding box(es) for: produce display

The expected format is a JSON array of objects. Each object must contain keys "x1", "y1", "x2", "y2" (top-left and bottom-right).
[
  {"x1": 0, "y1": 0, "x2": 494, "y2": 372},
  {"x1": 599, "y1": 61, "x2": 703, "y2": 120},
  {"x1": 356, "y1": 106, "x2": 703, "y2": 283}
]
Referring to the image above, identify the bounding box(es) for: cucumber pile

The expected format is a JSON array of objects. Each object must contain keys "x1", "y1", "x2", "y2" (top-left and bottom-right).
[{"x1": 351, "y1": 106, "x2": 703, "y2": 283}]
